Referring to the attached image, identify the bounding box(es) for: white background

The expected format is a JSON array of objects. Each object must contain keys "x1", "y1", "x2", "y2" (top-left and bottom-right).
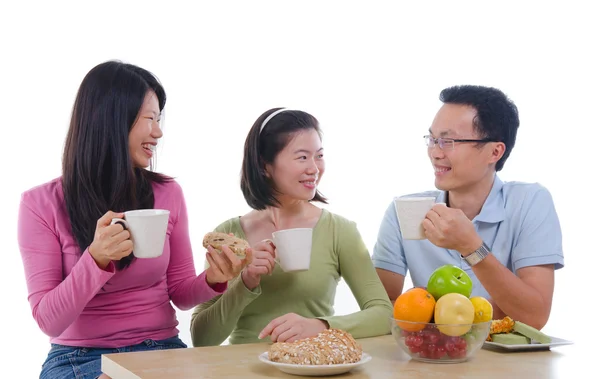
[{"x1": 1, "y1": 1, "x2": 597, "y2": 377}]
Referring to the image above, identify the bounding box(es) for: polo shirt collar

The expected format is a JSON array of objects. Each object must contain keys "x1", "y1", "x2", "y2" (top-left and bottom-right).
[{"x1": 436, "y1": 175, "x2": 506, "y2": 223}]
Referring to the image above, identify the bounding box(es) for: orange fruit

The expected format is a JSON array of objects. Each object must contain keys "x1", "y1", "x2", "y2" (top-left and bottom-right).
[{"x1": 393, "y1": 288, "x2": 436, "y2": 332}]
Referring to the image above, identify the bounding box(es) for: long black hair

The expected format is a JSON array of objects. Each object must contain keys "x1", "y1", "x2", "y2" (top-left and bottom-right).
[{"x1": 62, "y1": 60, "x2": 171, "y2": 270}]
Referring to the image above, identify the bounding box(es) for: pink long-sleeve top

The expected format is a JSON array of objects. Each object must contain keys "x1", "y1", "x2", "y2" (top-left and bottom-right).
[{"x1": 17, "y1": 177, "x2": 225, "y2": 348}]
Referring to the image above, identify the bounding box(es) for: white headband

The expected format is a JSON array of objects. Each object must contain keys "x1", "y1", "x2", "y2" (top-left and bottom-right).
[{"x1": 259, "y1": 108, "x2": 291, "y2": 133}]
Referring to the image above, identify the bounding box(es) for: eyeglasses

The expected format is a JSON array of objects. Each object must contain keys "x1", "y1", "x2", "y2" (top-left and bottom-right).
[{"x1": 423, "y1": 135, "x2": 496, "y2": 150}]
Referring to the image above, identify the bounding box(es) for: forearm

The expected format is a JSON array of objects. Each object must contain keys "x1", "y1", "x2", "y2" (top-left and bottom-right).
[
  {"x1": 31, "y1": 252, "x2": 114, "y2": 337},
  {"x1": 321, "y1": 299, "x2": 393, "y2": 339},
  {"x1": 169, "y1": 271, "x2": 227, "y2": 310},
  {"x1": 166, "y1": 185, "x2": 229, "y2": 309},
  {"x1": 190, "y1": 276, "x2": 260, "y2": 346},
  {"x1": 333, "y1": 219, "x2": 395, "y2": 338},
  {"x1": 472, "y1": 254, "x2": 551, "y2": 329}
]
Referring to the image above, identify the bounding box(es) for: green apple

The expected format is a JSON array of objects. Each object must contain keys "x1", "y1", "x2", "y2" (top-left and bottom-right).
[{"x1": 427, "y1": 264, "x2": 473, "y2": 300}]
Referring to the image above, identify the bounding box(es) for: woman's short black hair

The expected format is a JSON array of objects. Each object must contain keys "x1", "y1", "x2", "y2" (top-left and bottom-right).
[{"x1": 240, "y1": 108, "x2": 328, "y2": 210}]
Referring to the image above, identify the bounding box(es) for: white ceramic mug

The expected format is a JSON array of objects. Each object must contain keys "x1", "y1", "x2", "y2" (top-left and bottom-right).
[
  {"x1": 111, "y1": 209, "x2": 170, "y2": 258},
  {"x1": 271, "y1": 228, "x2": 313, "y2": 272},
  {"x1": 394, "y1": 197, "x2": 436, "y2": 240}
]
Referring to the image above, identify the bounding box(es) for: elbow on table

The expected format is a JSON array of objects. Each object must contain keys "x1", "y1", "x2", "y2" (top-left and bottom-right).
[
  {"x1": 521, "y1": 313, "x2": 550, "y2": 331},
  {"x1": 189, "y1": 312, "x2": 207, "y2": 347},
  {"x1": 371, "y1": 303, "x2": 394, "y2": 335},
  {"x1": 189, "y1": 312, "x2": 229, "y2": 347}
]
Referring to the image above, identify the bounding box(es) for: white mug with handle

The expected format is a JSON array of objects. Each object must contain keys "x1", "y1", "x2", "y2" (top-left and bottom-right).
[
  {"x1": 110, "y1": 209, "x2": 170, "y2": 258},
  {"x1": 394, "y1": 196, "x2": 436, "y2": 240},
  {"x1": 270, "y1": 228, "x2": 313, "y2": 272}
]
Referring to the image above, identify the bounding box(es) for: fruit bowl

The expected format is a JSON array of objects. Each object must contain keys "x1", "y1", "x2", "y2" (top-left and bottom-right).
[{"x1": 390, "y1": 318, "x2": 491, "y2": 363}]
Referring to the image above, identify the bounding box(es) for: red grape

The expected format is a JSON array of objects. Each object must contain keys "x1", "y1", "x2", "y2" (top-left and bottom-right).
[
  {"x1": 447, "y1": 348, "x2": 467, "y2": 359},
  {"x1": 419, "y1": 350, "x2": 431, "y2": 359},
  {"x1": 424, "y1": 333, "x2": 440, "y2": 345},
  {"x1": 455, "y1": 338, "x2": 467, "y2": 350},
  {"x1": 412, "y1": 335, "x2": 424, "y2": 347},
  {"x1": 406, "y1": 328, "x2": 468, "y2": 360},
  {"x1": 434, "y1": 346, "x2": 447, "y2": 359}
]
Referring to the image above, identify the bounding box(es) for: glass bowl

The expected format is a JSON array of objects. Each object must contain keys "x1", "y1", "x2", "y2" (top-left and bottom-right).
[{"x1": 390, "y1": 318, "x2": 492, "y2": 363}]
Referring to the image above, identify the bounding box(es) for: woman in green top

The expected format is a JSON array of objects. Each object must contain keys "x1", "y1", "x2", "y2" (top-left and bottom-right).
[{"x1": 190, "y1": 108, "x2": 393, "y2": 346}]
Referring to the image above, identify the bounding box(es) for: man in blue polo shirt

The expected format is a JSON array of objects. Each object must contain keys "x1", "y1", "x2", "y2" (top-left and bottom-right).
[{"x1": 372, "y1": 85, "x2": 564, "y2": 329}]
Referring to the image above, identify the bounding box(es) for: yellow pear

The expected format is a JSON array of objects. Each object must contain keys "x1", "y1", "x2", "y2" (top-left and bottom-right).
[{"x1": 434, "y1": 293, "x2": 475, "y2": 336}]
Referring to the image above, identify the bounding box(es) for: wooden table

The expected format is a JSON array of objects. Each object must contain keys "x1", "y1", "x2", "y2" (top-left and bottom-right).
[{"x1": 101, "y1": 335, "x2": 579, "y2": 378}]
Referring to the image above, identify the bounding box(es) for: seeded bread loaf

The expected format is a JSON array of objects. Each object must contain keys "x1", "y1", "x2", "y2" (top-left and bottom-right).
[
  {"x1": 202, "y1": 232, "x2": 249, "y2": 259},
  {"x1": 268, "y1": 329, "x2": 362, "y2": 365}
]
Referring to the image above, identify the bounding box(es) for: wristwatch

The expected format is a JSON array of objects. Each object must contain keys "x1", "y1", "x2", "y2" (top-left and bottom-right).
[{"x1": 463, "y1": 242, "x2": 491, "y2": 267}]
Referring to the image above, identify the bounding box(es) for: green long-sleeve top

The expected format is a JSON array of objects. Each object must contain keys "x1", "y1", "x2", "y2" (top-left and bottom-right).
[{"x1": 190, "y1": 209, "x2": 393, "y2": 346}]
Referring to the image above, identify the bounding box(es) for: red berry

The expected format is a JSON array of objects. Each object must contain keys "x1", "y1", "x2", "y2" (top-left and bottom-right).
[
  {"x1": 447, "y1": 349, "x2": 460, "y2": 358},
  {"x1": 447, "y1": 336, "x2": 467, "y2": 349},
  {"x1": 444, "y1": 341, "x2": 456, "y2": 352},
  {"x1": 413, "y1": 335, "x2": 424, "y2": 347},
  {"x1": 420, "y1": 348, "x2": 435, "y2": 359},
  {"x1": 448, "y1": 348, "x2": 467, "y2": 359},
  {"x1": 424, "y1": 333, "x2": 440, "y2": 345},
  {"x1": 455, "y1": 338, "x2": 467, "y2": 350},
  {"x1": 427, "y1": 344, "x2": 437, "y2": 354},
  {"x1": 434, "y1": 346, "x2": 447, "y2": 359}
]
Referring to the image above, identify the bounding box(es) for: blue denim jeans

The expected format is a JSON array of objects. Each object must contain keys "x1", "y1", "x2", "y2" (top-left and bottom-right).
[{"x1": 40, "y1": 336, "x2": 187, "y2": 379}]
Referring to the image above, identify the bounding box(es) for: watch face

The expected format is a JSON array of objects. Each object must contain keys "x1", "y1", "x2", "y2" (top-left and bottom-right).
[
  {"x1": 466, "y1": 254, "x2": 479, "y2": 265},
  {"x1": 465, "y1": 244, "x2": 489, "y2": 266}
]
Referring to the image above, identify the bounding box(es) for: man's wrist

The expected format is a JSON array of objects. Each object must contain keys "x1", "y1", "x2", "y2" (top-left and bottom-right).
[
  {"x1": 462, "y1": 241, "x2": 492, "y2": 267},
  {"x1": 460, "y1": 237, "x2": 484, "y2": 257}
]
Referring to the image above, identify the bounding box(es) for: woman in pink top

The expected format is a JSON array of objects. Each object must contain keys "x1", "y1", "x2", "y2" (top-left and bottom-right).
[{"x1": 17, "y1": 61, "x2": 244, "y2": 379}]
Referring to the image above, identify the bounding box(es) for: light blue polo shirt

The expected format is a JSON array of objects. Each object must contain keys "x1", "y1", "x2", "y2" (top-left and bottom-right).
[{"x1": 371, "y1": 175, "x2": 564, "y2": 299}]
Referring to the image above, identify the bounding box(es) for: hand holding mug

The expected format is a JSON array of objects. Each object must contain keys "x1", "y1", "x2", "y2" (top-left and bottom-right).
[
  {"x1": 241, "y1": 239, "x2": 277, "y2": 290},
  {"x1": 422, "y1": 203, "x2": 482, "y2": 255},
  {"x1": 89, "y1": 211, "x2": 133, "y2": 269}
]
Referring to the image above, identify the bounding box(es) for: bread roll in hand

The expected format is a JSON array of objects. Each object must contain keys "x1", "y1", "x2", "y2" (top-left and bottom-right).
[{"x1": 203, "y1": 232, "x2": 250, "y2": 259}]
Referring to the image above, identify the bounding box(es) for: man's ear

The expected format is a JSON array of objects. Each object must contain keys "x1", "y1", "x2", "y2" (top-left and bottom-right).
[{"x1": 489, "y1": 142, "x2": 506, "y2": 165}]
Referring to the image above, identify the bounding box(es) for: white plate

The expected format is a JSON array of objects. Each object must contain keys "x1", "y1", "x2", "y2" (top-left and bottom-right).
[
  {"x1": 483, "y1": 336, "x2": 574, "y2": 351},
  {"x1": 258, "y1": 351, "x2": 372, "y2": 376}
]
